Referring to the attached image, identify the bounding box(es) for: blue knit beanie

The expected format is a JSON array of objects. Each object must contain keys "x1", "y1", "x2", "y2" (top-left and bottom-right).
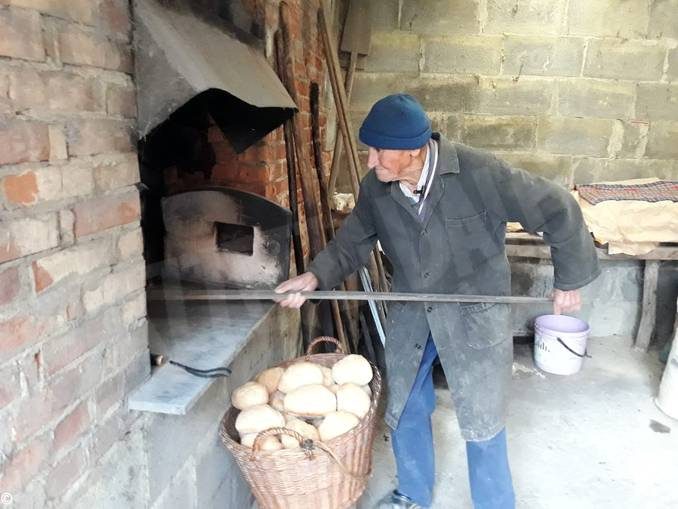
[{"x1": 359, "y1": 93, "x2": 432, "y2": 150}]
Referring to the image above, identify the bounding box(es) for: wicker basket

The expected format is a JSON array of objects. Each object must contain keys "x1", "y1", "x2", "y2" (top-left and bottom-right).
[{"x1": 219, "y1": 337, "x2": 382, "y2": 509}]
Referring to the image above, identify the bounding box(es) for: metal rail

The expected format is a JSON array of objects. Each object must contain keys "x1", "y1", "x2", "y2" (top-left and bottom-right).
[{"x1": 148, "y1": 289, "x2": 552, "y2": 305}]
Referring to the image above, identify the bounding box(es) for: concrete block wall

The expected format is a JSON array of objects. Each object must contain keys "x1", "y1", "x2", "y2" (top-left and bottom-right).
[
  {"x1": 342, "y1": 0, "x2": 678, "y2": 341},
  {"x1": 344, "y1": 0, "x2": 678, "y2": 188},
  {"x1": 0, "y1": 1, "x2": 148, "y2": 507}
]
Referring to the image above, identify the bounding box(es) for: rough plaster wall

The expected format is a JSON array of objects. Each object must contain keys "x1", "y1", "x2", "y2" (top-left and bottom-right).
[{"x1": 345, "y1": 0, "x2": 678, "y2": 341}]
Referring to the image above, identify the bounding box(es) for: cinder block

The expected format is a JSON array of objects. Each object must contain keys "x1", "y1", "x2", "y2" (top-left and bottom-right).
[
  {"x1": 423, "y1": 36, "x2": 502, "y2": 75},
  {"x1": 636, "y1": 84, "x2": 678, "y2": 121},
  {"x1": 150, "y1": 460, "x2": 196, "y2": 509},
  {"x1": 584, "y1": 39, "x2": 665, "y2": 81},
  {"x1": 572, "y1": 157, "x2": 678, "y2": 185},
  {"x1": 474, "y1": 78, "x2": 553, "y2": 116},
  {"x1": 668, "y1": 48, "x2": 678, "y2": 81},
  {"x1": 537, "y1": 117, "x2": 613, "y2": 157},
  {"x1": 0, "y1": 7, "x2": 44, "y2": 61},
  {"x1": 351, "y1": 73, "x2": 478, "y2": 113},
  {"x1": 364, "y1": 31, "x2": 420, "y2": 73},
  {"x1": 461, "y1": 115, "x2": 535, "y2": 150},
  {"x1": 368, "y1": 0, "x2": 399, "y2": 30},
  {"x1": 494, "y1": 151, "x2": 573, "y2": 188},
  {"x1": 567, "y1": 0, "x2": 649, "y2": 38},
  {"x1": 485, "y1": 0, "x2": 564, "y2": 35},
  {"x1": 401, "y1": 0, "x2": 479, "y2": 34},
  {"x1": 646, "y1": 121, "x2": 678, "y2": 159},
  {"x1": 502, "y1": 36, "x2": 584, "y2": 77},
  {"x1": 195, "y1": 436, "x2": 243, "y2": 509},
  {"x1": 649, "y1": 0, "x2": 678, "y2": 39},
  {"x1": 557, "y1": 79, "x2": 634, "y2": 119}
]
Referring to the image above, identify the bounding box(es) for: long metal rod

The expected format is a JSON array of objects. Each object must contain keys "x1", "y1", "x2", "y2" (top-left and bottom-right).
[{"x1": 148, "y1": 289, "x2": 552, "y2": 305}]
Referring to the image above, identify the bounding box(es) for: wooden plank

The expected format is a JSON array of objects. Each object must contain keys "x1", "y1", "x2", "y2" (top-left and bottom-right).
[{"x1": 635, "y1": 260, "x2": 660, "y2": 352}]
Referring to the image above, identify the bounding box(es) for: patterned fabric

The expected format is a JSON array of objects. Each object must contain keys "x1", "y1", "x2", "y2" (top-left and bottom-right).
[{"x1": 577, "y1": 180, "x2": 678, "y2": 205}]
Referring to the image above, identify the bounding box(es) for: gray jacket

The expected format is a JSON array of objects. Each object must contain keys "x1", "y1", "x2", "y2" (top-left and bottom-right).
[{"x1": 309, "y1": 134, "x2": 600, "y2": 441}]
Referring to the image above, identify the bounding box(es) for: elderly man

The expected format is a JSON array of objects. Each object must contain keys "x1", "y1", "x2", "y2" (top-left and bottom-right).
[{"x1": 276, "y1": 94, "x2": 599, "y2": 509}]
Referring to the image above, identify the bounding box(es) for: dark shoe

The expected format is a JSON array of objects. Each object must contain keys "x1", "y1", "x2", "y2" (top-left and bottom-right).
[{"x1": 374, "y1": 490, "x2": 424, "y2": 509}]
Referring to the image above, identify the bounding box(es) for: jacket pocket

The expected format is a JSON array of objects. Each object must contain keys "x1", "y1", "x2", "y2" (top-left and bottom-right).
[{"x1": 460, "y1": 302, "x2": 511, "y2": 349}]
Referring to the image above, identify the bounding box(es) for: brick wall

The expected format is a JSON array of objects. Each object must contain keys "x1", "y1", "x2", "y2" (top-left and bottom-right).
[
  {"x1": 343, "y1": 0, "x2": 678, "y2": 190},
  {"x1": 0, "y1": 1, "x2": 147, "y2": 506},
  {"x1": 1, "y1": 0, "x2": 332, "y2": 506}
]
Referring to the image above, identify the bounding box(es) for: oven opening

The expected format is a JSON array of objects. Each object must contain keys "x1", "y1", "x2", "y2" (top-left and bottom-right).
[{"x1": 215, "y1": 222, "x2": 254, "y2": 255}]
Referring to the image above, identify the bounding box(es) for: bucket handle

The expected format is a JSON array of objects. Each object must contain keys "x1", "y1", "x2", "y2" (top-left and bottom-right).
[{"x1": 557, "y1": 337, "x2": 591, "y2": 358}]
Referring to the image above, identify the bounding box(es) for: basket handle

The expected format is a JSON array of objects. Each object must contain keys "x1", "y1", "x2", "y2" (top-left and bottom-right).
[
  {"x1": 306, "y1": 336, "x2": 343, "y2": 356},
  {"x1": 249, "y1": 427, "x2": 369, "y2": 481},
  {"x1": 251, "y1": 427, "x2": 306, "y2": 453}
]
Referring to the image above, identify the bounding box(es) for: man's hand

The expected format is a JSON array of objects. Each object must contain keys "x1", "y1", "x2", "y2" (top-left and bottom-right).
[
  {"x1": 552, "y1": 288, "x2": 581, "y2": 315},
  {"x1": 274, "y1": 272, "x2": 319, "y2": 308}
]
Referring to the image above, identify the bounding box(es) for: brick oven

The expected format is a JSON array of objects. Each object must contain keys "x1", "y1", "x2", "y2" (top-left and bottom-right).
[{"x1": 0, "y1": 0, "x2": 332, "y2": 507}]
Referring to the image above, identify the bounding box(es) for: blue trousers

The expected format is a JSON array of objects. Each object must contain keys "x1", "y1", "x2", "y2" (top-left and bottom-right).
[{"x1": 391, "y1": 334, "x2": 515, "y2": 508}]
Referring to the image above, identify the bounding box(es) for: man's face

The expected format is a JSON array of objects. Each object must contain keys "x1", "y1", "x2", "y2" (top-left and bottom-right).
[{"x1": 367, "y1": 147, "x2": 416, "y2": 183}]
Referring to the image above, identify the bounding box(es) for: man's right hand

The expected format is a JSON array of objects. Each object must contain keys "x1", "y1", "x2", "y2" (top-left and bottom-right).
[{"x1": 274, "y1": 272, "x2": 319, "y2": 308}]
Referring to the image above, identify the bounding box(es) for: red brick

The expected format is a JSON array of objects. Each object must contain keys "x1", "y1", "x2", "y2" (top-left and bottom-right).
[
  {"x1": 0, "y1": 214, "x2": 60, "y2": 264},
  {"x1": 0, "y1": 120, "x2": 50, "y2": 165},
  {"x1": 9, "y1": 0, "x2": 96, "y2": 25},
  {"x1": 99, "y1": 0, "x2": 131, "y2": 39},
  {"x1": 93, "y1": 153, "x2": 139, "y2": 192},
  {"x1": 11, "y1": 69, "x2": 103, "y2": 112},
  {"x1": 45, "y1": 446, "x2": 87, "y2": 499},
  {"x1": 0, "y1": 266, "x2": 21, "y2": 306},
  {"x1": 3, "y1": 171, "x2": 38, "y2": 205},
  {"x1": 53, "y1": 401, "x2": 91, "y2": 456},
  {"x1": 55, "y1": 22, "x2": 133, "y2": 73},
  {"x1": 82, "y1": 262, "x2": 145, "y2": 313},
  {"x1": 0, "y1": 433, "x2": 50, "y2": 493},
  {"x1": 0, "y1": 364, "x2": 20, "y2": 409},
  {"x1": 0, "y1": 315, "x2": 47, "y2": 363},
  {"x1": 12, "y1": 391, "x2": 53, "y2": 443},
  {"x1": 0, "y1": 7, "x2": 44, "y2": 61},
  {"x1": 67, "y1": 118, "x2": 133, "y2": 156},
  {"x1": 50, "y1": 355, "x2": 101, "y2": 413},
  {"x1": 106, "y1": 83, "x2": 136, "y2": 117},
  {"x1": 42, "y1": 309, "x2": 117, "y2": 376},
  {"x1": 95, "y1": 372, "x2": 123, "y2": 418},
  {"x1": 73, "y1": 191, "x2": 140, "y2": 237},
  {"x1": 31, "y1": 237, "x2": 113, "y2": 293}
]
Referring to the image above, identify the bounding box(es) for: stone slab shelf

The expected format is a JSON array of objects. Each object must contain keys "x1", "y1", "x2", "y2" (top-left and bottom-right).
[{"x1": 128, "y1": 300, "x2": 275, "y2": 415}]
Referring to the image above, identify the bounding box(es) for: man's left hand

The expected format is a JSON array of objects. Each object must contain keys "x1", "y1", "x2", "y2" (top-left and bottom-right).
[{"x1": 552, "y1": 289, "x2": 582, "y2": 315}]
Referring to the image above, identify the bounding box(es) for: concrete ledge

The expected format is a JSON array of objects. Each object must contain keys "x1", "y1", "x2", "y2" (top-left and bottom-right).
[{"x1": 128, "y1": 300, "x2": 278, "y2": 415}]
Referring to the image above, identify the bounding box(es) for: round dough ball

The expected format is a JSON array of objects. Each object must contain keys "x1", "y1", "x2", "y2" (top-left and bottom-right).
[
  {"x1": 231, "y1": 381, "x2": 268, "y2": 410},
  {"x1": 336, "y1": 383, "x2": 371, "y2": 419},
  {"x1": 362, "y1": 384, "x2": 372, "y2": 398},
  {"x1": 258, "y1": 435, "x2": 283, "y2": 451},
  {"x1": 269, "y1": 391, "x2": 286, "y2": 412},
  {"x1": 284, "y1": 384, "x2": 336, "y2": 416},
  {"x1": 235, "y1": 404, "x2": 285, "y2": 435},
  {"x1": 280, "y1": 418, "x2": 320, "y2": 449},
  {"x1": 240, "y1": 433, "x2": 257, "y2": 448},
  {"x1": 331, "y1": 355, "x2": 373, "y2": 386},
  {"x1": 318, "y1": 411, "x2": 360, "y2": 441},
  {"x1": 278, "y1": 362, "x2": 324, "y2": 393},
  {"x1": 320, "y1": 366, "x2": 333, "y2": 386},
  {"x1": 328, "y1": 384, "x2": 340, "y2": 394},
  {"x1": 256, "y1": 367, "x2": 285, "y2": 394}
]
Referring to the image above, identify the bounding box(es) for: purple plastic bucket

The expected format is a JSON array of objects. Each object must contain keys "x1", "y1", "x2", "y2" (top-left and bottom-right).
[{"x1": 534, "y1": 315, "x2": 590, "y2": 375}]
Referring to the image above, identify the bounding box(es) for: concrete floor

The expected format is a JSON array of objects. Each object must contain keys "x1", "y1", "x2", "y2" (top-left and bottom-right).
[{"x1": 356, "y1": 336, "x2": 677, "y2": 509}]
